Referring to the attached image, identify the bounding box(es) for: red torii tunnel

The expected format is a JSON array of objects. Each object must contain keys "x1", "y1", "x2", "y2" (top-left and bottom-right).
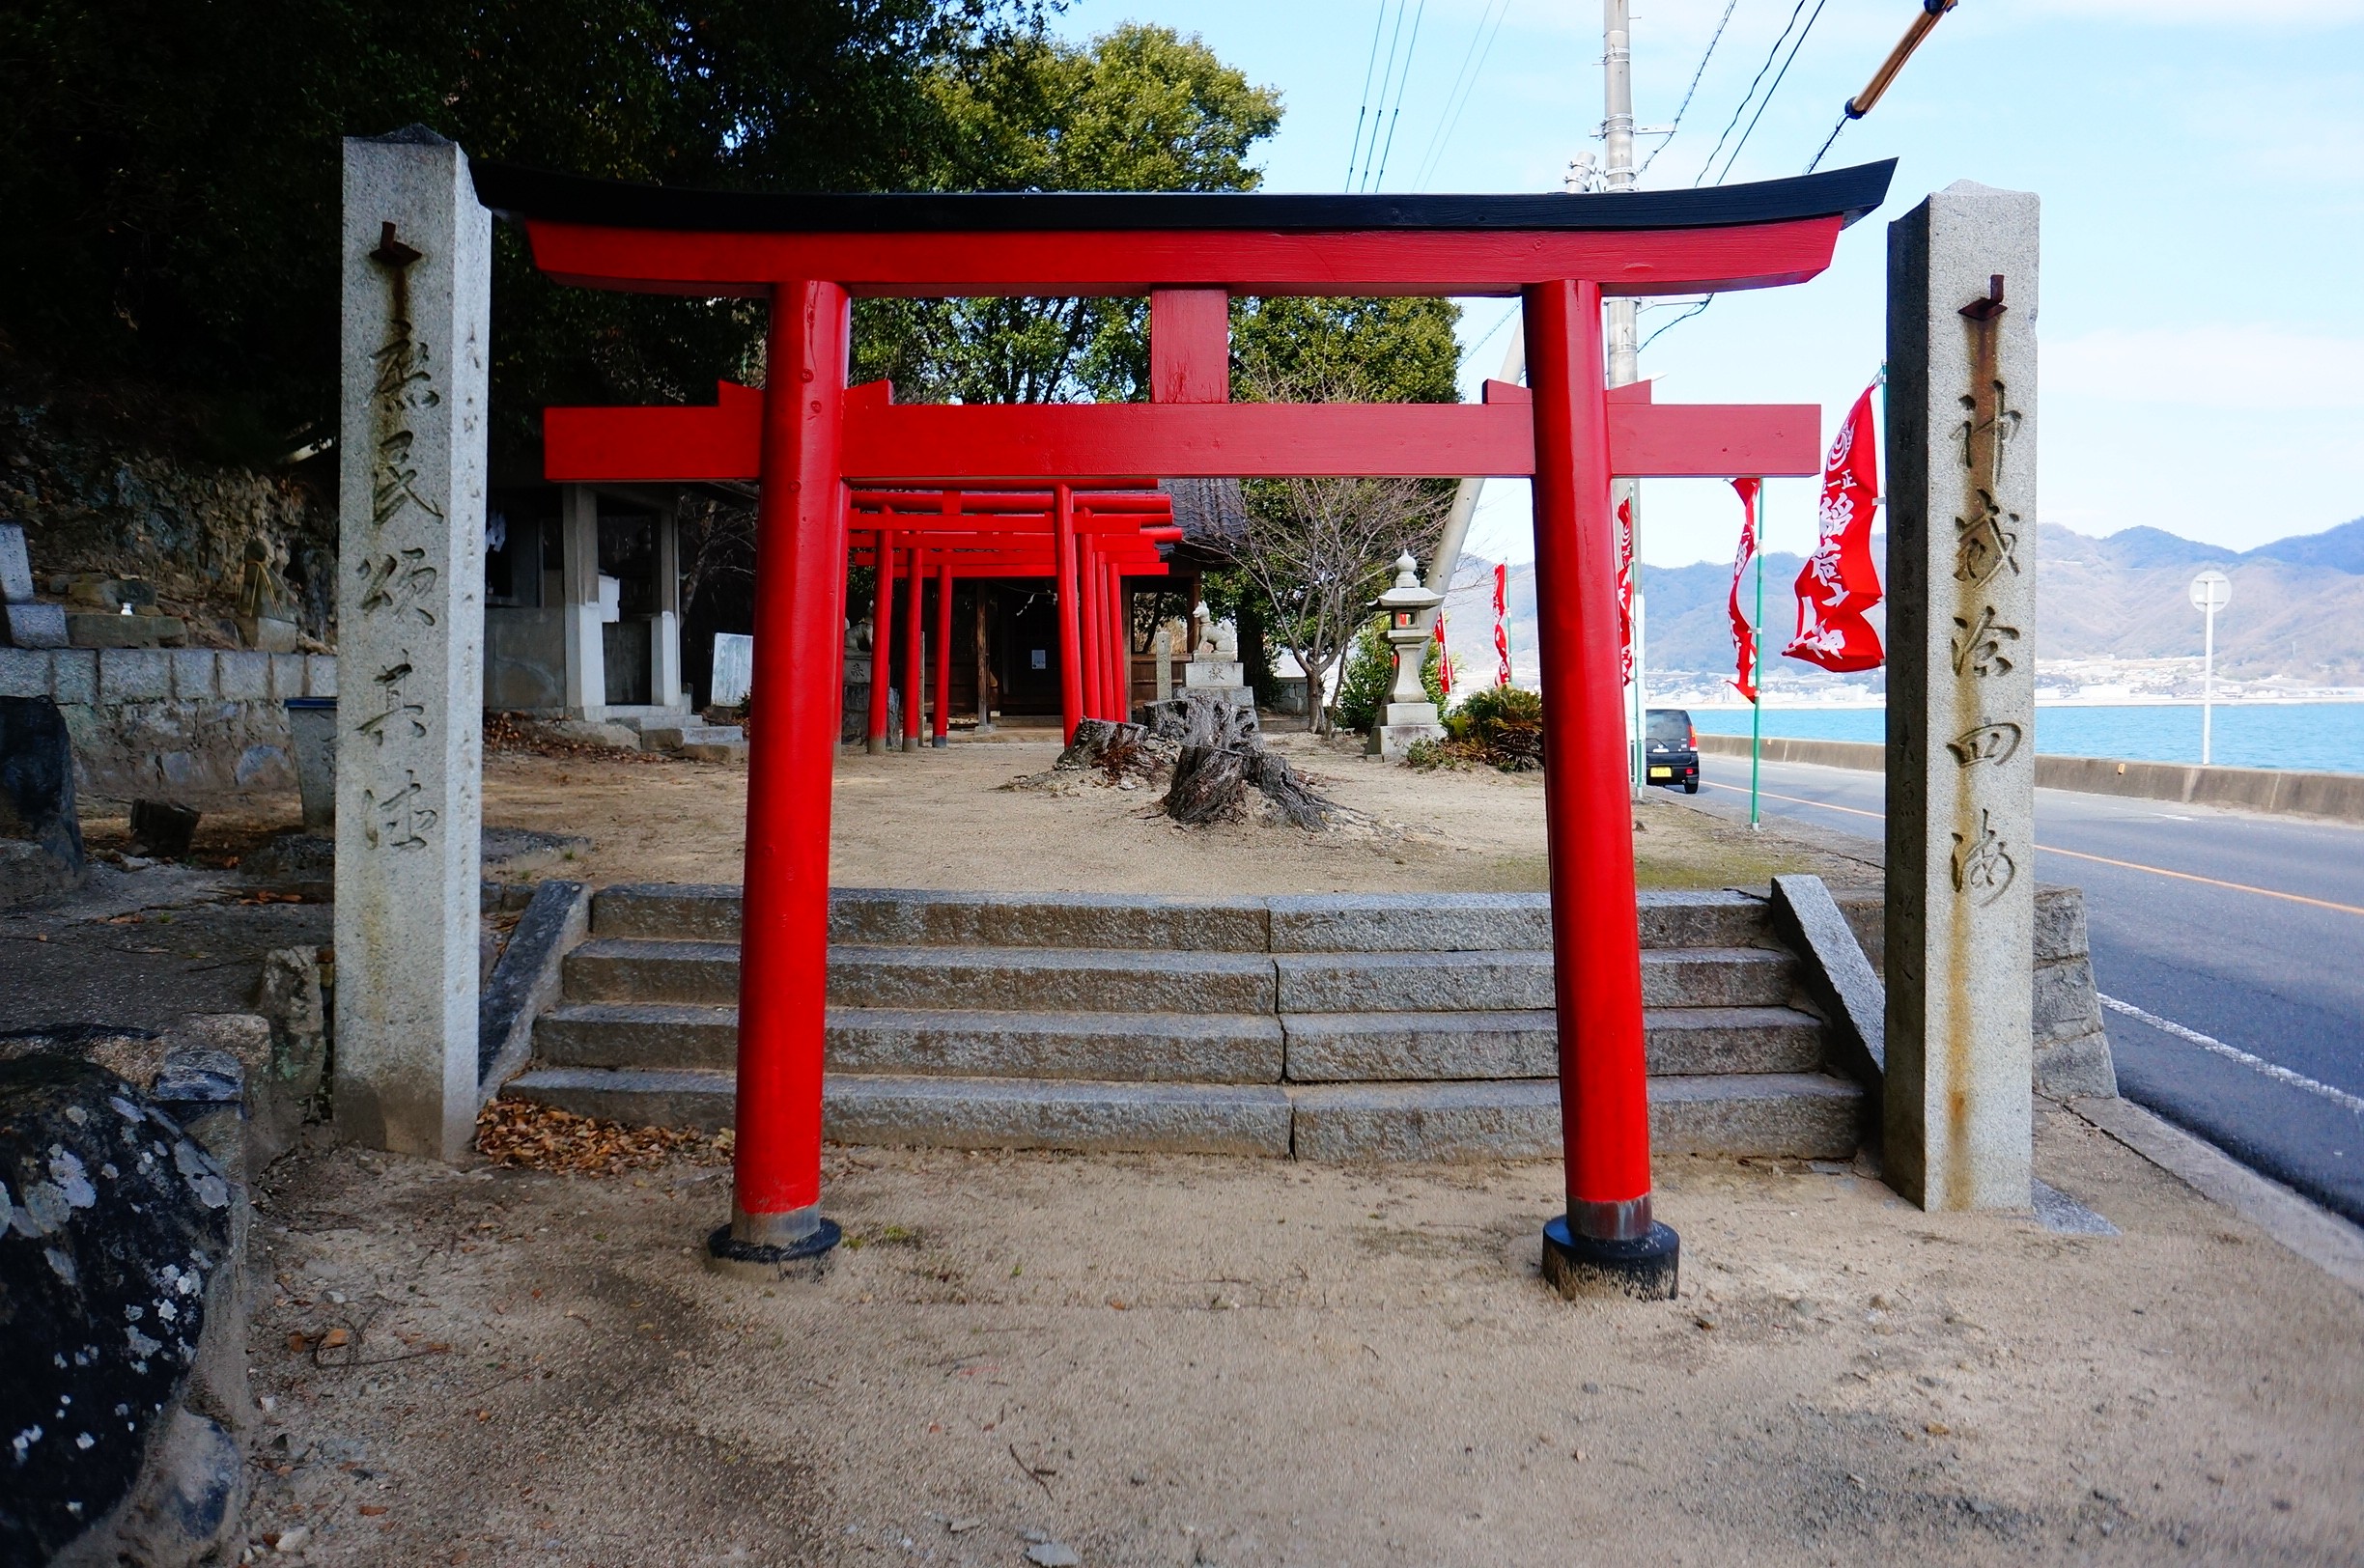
[
  {"x1": 844, "y1": 488, "x2": 1179, "y2": 747},
  {"x1": 485, "y1": 157, "x2": 1897, "y2": 1299}
]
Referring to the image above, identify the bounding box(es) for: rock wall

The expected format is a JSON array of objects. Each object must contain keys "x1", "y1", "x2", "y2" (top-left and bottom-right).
[
  {"x1": 0, "y1": 367, "x2": 336, "y2": 646},
  {"x1": 0, "y1": 646, "x2": 336, "y2": 803}
]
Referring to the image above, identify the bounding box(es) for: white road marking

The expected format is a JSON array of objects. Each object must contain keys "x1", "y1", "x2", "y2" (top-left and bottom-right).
[{"x1": 2098, "y1": 994, "x2": 2364, "y2": 1118}]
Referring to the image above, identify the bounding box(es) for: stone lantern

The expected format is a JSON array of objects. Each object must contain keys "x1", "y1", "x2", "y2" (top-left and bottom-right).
[{"x1": 1367, "y1": 551, "x2": 1447, "y2": 759}]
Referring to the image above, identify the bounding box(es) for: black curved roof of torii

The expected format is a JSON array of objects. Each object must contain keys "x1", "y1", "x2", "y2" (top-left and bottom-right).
[{"x1": 470, "y1": 160, "x2": 1896, "y2": 236}]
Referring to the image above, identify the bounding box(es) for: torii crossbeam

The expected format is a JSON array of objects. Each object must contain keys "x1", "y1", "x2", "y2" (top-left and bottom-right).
[{"x1": 486, "y1": 158, "x2": 1896, "y2": 1300}]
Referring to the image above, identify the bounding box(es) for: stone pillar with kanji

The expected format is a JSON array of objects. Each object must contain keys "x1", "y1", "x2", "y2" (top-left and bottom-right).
[
  {"x1": 1882, "y1": 182, "x2": 2039, "y2": 1210},
  {"x1": 333, "y1": 127, "x2": 491, "y2": 1161}
]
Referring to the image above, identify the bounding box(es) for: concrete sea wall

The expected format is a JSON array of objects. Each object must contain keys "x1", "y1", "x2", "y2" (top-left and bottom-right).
[{"x1": 1694, "y1": 731, "x2": 2364, "y2": 825}]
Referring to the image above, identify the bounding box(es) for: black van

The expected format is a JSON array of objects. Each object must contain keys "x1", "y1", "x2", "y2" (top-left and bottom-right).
[{"x1": 1646, "y1": 707, "x2": 1700, "y2": 794}]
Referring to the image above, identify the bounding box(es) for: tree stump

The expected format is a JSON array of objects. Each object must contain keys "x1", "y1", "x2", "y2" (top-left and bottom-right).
[{"x1": 1162, "y1": 744, "x2": 1250, "y2": 825}]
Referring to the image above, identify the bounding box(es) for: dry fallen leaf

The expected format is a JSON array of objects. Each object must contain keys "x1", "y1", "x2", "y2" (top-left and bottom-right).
[
  {"x1": 358, "y1": 1505, "x2": 388, "y2": 1517},
  {"x1": 321, "y1": 1327, "x2": 351, "y2": 1350},
  {"x1": 474, "y1": 1099, "x2": 731, "y2": 1175}
]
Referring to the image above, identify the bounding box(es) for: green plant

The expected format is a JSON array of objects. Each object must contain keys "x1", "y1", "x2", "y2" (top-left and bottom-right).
[
  {"x1": 1443, "y1": 684, "x2": 1545, "y2": 771},
  {"x1": 1332, "y1": 616, "x2": 1392, "y2": 732}
]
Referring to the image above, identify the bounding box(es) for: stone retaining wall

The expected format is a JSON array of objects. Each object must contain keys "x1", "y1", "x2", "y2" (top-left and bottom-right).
[
  {"x1": 1694, "y1": 731, "x2": 2364, "y2": 824},
  {"x1": 0, "y1": 647, "x2": 336, "y2": 802}
]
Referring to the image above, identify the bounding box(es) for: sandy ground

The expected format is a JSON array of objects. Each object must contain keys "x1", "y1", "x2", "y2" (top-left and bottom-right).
[
  {"x1": 481, "y1": 731, "x2": 1878, "y2": 895},
  {"x1": 240, "y1": 1103, "x2": 2364, "y2": 1568}
]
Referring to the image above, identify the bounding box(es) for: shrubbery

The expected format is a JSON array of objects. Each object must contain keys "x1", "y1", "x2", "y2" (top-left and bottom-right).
[{"x1": 1407, "y1": 684, "x2": 1545, "y2": 771}]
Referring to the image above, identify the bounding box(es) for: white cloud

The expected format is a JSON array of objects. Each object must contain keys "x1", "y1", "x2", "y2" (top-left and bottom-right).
[{"x1": 2048, "y1": 326, "x2": 2364, "y2": 409}]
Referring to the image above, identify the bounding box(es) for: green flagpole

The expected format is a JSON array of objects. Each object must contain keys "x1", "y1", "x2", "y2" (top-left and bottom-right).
[{"x1": 1750, "y1": 484, "x2": 1764, "y2": 831}]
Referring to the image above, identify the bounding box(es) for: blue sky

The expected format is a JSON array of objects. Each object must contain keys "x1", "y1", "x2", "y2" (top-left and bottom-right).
[{"x1": 1047, "y1": 0, "x2": 2364, "y2": 567}]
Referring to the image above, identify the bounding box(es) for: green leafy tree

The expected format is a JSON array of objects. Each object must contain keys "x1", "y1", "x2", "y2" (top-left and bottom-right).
[
  {"x1": 0, "y1": 0, "x2": 1041, "y2": 455},
  {"x1": 855, "y1": 25, "x2": 1282, "y2": 403},
  {"x1": 1216, "y1": 294, "x2": 1462, "y2": 732}
]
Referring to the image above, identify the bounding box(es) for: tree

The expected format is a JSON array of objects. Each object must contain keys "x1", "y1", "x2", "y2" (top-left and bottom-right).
[
  {"x1": 0, "y1": 0, "x2": 1042, "y2": 456},
  {"x1": 1220, "y1": 295, "x2": 1463, "y2": 732},
  {"x1": 854, "y1": 25, "x2": 1282, "y2": 404}
]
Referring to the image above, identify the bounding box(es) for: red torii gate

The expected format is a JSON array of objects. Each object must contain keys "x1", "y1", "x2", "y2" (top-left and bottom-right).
[
  {"x1": 545, "y1": 402, "x2": 1182, "y2": 742},
  {"x1": 845, "y1": 488, "x2": 1179, "y2": 743},
  {"x1": 491, "y1": 159, "x2": 1896, "y2": 1299}
]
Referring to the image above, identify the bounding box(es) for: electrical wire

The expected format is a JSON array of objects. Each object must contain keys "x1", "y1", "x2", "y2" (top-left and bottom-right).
[
  {"x1": 1411, "y1": 0, "x2": 1511, "y2": 191},
  {"x1": 1345, "y1": 2, "x2": 1392, "y2": 189},
  {"x1": 1370, "y1": 0, "x2": 1430, "y2": 190},
  {"x1": 1356, "y1": 1, "x2": 1415, "y2": 191},
  {"x1": 1639, "y1": 297, "x2": 1713, "y2": 352},
  {"x1": 1803, "y1": 107, "x2": 1850, "y2": 174},
  {"x1": 1692, "y1": 0, "x2": 1810, "y2": 186},
  {"x1": 1706, "y1": 0, "x2": 1831, "y2": 185},
  {"x1": 1637, "y1": 0, "x2": 1743, "y2": 178}
]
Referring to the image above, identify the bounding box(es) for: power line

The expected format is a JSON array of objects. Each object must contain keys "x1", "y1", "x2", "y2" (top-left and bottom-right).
[
  {"x1": 1640, "y1": 297, "x2": 1713, "y2": 353},
  {"x1": 1356, "y1": 1, "x2": 1415, "y2": 191},
  {"x1": 1803, "y1": 107, "x2": 1850, "y2": 174},
  {"x1": 1637, "y1": 0, "x2": 1743, "y2": 178},
  {"x1": 1692, "y1": 0, "x2": 1810, "y2": 186},
  {"x1": 1370, "y1": 0, "x2": 1430, "y2": 190},
  {"x1": 1707, "y1": 0, "x2": 1831, "y2": 185},
  {"x1": 1345, "y1": 2, "x2": 1392, "y2": 190},
  {"x1": 1411, "y1": 0, "x2": 1510, "y2": 190}
]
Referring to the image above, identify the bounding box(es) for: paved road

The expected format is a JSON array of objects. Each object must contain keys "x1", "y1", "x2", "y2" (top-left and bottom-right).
[{"x1": 1679, "y1": 751, "x2": 2364, "y2": 1226}]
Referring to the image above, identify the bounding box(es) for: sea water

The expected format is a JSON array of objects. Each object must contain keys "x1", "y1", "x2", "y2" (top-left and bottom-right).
[{"x1": 1684, "y1": 702, "x2": 2364, "y2": 776}]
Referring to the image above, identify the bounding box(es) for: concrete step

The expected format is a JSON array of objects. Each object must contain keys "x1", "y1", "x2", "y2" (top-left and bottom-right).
[
  {"x1": 1288, "y1": 1074, "x2": 1861, "y2": 1162},
  {"x1": 830, "y1": 945, "x2": 1278, "y2": 1013},
  {"x1": 1280, "y1": 1005, "x2": 1826, "y2": 1082},
  {"x1": 500, "y1": 1068, "x2": 1860, "y2": 1162},
  {"x1": 591, "y1": 884, "x2": 1272, "y2": 950},
  {"x1": 503, "y1": 1068, "x2": 1293, "y2": 1157},
  {"x1": 1274, "y1": 948, "x2": 1793, "y2": 1014},
  {"x1": 1267, "y1": 891, "x2": 1771, "y2": 953},
  {"x1": 561, "y1": 938, "x2": 1280, "y2": 1012},
  {"x1": 563, "y1": 938, "x2": 741, "y2": 1004},
  {"x1": 583, "y1": 886, "x2": 1772, "y2": 954},
  {"x1": 638, "y1": 723, "x2": 745, "y2": 750},
  {"x1": 535, "y1": 1001, "x2": 1285, "y2": 1082}
]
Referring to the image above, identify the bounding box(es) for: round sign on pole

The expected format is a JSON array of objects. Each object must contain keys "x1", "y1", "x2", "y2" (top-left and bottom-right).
[{"x1": 2189, "y1": 569, "x2": 2232, "y2": 612}]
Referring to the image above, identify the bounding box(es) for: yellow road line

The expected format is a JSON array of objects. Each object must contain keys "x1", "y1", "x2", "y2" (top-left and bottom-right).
[{"x1": 1702, "y1": 780, "x2": 2364, "y2": 919}]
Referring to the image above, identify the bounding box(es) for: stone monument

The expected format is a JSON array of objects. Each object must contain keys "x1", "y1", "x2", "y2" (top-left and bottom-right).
[
  {"x1": 1181, "y1": 602, "x2": 1253, "y2": 710},
  {"x1": 333, "y1": 127, "x2": 490, "y2": 1161},
  {"x1": 1883, "y1": 182, "x2": 2039, "y2": 1211},
  {"x1": 1366, "y1": 551, "x2": 1447, "y2": 759}
]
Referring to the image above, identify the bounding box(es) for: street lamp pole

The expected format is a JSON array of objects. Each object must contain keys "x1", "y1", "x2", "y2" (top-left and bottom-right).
[{"x1": 2189, "y1": 569, "x2": 2232, "y2": 767}]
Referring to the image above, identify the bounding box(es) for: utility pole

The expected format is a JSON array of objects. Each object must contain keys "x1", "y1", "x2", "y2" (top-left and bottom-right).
[{"x1": 1602, "y1": 0, "x2": 1646, "y2": 798}]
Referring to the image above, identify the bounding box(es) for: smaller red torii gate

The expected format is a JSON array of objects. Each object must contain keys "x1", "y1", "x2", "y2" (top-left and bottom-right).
[
  {"x1": 846, "y1": 489, "x2": 1177, "y2": 747},
  {"x1": 495, "y1": 158, "x2": 1897, "y2": 1301}
]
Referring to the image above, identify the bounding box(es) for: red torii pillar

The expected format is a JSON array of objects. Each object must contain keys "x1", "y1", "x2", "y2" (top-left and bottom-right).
[
  {"x1": 733, "y1": 278, "x2": 848, "y2": 1258},
  {"x1": 865, "y1": 529, "x2": 897, "y2": 755},
  {"x1": 933, "y1": 556, "x2": 953, "y2": 747}
]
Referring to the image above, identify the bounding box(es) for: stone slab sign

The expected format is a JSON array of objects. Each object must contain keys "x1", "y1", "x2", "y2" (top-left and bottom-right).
[
  {"x1": 0, "y1": 693, "x2": 87, "y2": 908},
  {"x1": 1882, "y1": 182, "x2": 2040, "y2": 1211},
  {"x1": 333, "y1": 127, "x2": 490, "y2": 1161}
]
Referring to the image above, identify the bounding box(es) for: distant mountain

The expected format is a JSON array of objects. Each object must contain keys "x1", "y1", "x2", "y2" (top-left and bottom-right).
[
  {"x1": 1442, "y1": 513, "x2": 2364, "y2": 689},
  {"x1": 2246, "y1": 517, "x2": 2364, "y2": 574}
]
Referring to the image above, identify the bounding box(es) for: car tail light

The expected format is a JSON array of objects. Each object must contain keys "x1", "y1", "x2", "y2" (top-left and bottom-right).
[{"x1": 1687, "y1": 723, "x2": 1698, "y2": 749}]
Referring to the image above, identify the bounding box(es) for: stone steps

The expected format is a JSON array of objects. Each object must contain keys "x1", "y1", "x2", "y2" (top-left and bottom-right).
[
  {"x1": 534, "y1": 1001, "x2": 1821, "y2": 1081},
  {"x1": 558, "y1": 938, "x2": 1786, "y2": 1014},
  {"x1": 500, "y1": 1066, "x2": 1861, "y2": 1162},
  {"x1": 512, "y1": 882, "x2": 1866, "y2": 1164},
  {"x1": 585, "y1": 884, "x2": 1774, "y2": 952}
]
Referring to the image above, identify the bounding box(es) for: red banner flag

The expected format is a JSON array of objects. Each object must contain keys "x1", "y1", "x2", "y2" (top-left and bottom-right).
[
  {"x1": 1615, "y1": 493, "x2": 1637, "y2": 684},
  {"x1": 1492, "y1": 562, "x2": 1512, "y2": 686},
  {"x1": 1433, "y1": 611, "x2": 1452, "y2": 697},
  {"x1": 1787, "y1": 383, "x2": 1886, "y2": 672},
  {"x1": 1728, "y1": 479, "x2": 1761, "y2": 705}
]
